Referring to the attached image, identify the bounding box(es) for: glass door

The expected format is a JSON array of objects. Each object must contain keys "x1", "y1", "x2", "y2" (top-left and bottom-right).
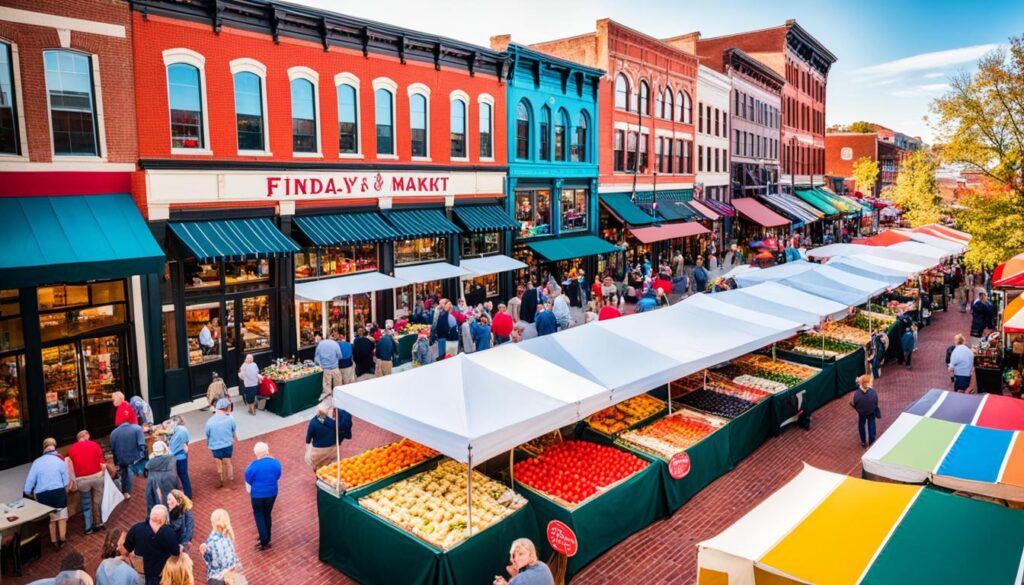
[
  {"x1": 82, "y1": 334, "x2": 123, "y2": 437},
  {"x1": 225, "y1": 294, "x2": 273, "y2": 386},
  {"x1": 43, "y1": 343, "x2": 80, "y2": 421},
  {"x1": 352, "y1": 293, "x2": 374, "y2": 332}
]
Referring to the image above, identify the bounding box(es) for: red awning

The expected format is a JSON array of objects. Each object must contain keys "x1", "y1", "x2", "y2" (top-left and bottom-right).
[
  {"x1": 731, "y1": 197, "x2": 790, "y2": 228},
  {"x1": 688, "y1": 199, "x2": 720, "y2": 221},
  {"x1": 629, "y1": 221, "x2": 710, "y2": 244},
  {"x1": 913, "y1": 224, "x2": 971, "y2": 243},
  {"x1": 864, "y1": 230, "x2": 912, "y2": 246}
]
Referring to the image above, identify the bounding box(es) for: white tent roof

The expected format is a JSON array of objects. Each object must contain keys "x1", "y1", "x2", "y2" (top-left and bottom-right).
[
  {"x1": 732, "y1": 259, "x2": 816, "y2": 287},
  {"x1": 720, "y1": 264, "x2": 761, "y2": 281},
  {"x1": 806, "y1": 243, "x2": 938, "y2": 270},
  {"x1": 896, "y1": 230, "x2": 967, "y2": 254},
  {"x1": 845, "y1": 253, "x2": 924, "y2": 277},
  {"x1": 779, "y1": 264, "x2": 890, "y2": 306},
  {"x1": 459, "y1": 254, "x2": 528, "y2": 277},
  {"x1": 889, "y1": 241, "x2": 954, "y2": 261},
  {"x1": 805, "y1": 243, "x2": 875, "y2": 259},
  {"x1": 295, "y1": 271, "x2": 409, "y2": 302},
  {"x1": 726, "y1": 281, "x2": 850, "y2": 323},
  {"x1": 827, "y1": 257, "x2": 907, "y2": 287},
  {"x1": 394, "y1": 261, "x2": 470, "y2": 284},
  {"x1": 709, "y1": 288, "x2": 823, "y2": 329}
]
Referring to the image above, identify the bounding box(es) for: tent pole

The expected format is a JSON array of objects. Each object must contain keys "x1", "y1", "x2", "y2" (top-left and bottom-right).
[
  {"x1": 334, "y1": 394, "x2": 341, "y2": 491},
  {"x1": 509, "y1": 450, "x2": 514, "y2": 491},
  {"x1": 467, "y1": 451, "x2": 474, "y2": 536}
]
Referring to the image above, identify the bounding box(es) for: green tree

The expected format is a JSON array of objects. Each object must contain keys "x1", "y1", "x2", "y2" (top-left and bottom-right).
[
  {"x1": 851, "y1": 156, "x2": 880, "y2": 195},
  {"x1": 891, "y1": 150, "x2": 942, "y2": 227},
  {"x1": 930, "y1": 36, "x2": 1024, "y2": 268},
  {"x1": 846, "y1": 121, "x2": 875, "y2": 134}
]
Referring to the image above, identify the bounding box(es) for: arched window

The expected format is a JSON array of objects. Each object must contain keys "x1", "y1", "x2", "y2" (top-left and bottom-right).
[
  {"x1": 45, "y1": 50, "x2": 99, "y2": 156},
  {"x1": 554, "y1": 108, "x2": 568, "y2": 161},
  {"x1": 450, "y1": 98, "x2": 467, "y2": 158},
  {"x1": 478, "y1": 98, "x2": 493, "y2": 159},
  {"x1": 638, "y1": 81, "x2": 649, "y2": 115},
  {"x1": 654, "y1": 87, "x2": 664, "y2": 119},
  {"x1": 233, "y1": 71, "x2": 265, "y2": 152},
  {"x1": 375, "y1": 88, "x2": 394, "y2": 155},
  {"x1": 515, "y1": 99, "x2": 530, "y2": 160},
  {"x1": 614, "y1": 74, "x2": 630, "y2": 111},
  {"x1": 167, "y1": 63, "x2": 203, "y2": 149},
  {"x1": 680, "y1": 91, "x2": 692, "y2": 124},
  {"x1": 573, "y1": 110, "x2": 588, "y2": 162},
  {"x1": 290, "y1": 78, "x2": 316, "y2": 153},
  {"x1": 675, "y1": 91, "x2": 684, "y2": 123},
  {"x1": 337, "y1": 83, "x2": 358, "y2": 154},
  {"x1": 410, "y1": 93, "x2": 428, "y2": 157},
  {"x1": 664, "y1": 90, "x2": 674, "y2": 124},
  {"x1": 539, "y1": 105, "x2": 550, "y2": 161}
]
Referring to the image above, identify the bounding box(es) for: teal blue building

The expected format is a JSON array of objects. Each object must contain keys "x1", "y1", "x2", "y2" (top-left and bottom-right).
[{"x1": 501, "y1": 44, "x2": 618, "y2": 292}]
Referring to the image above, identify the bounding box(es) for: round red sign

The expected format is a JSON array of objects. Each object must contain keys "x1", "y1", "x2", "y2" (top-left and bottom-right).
[
  {"x1": 546, "y1": 520, "x2": 578, "y2": 557},
  {"x1": 669, "y1": 452, "x2": 691, "y2": 480}
]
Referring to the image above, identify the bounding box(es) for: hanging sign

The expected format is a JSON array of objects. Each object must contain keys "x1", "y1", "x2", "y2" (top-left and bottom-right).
[
  {"x1": 546, "y1": 520, "x2": 578, "y2": 557},
  {"x1": 669, "y1": 452, "x2": 691, "y2": 480}
]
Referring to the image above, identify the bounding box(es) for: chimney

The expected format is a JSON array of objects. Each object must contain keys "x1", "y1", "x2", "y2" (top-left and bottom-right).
[{"x1": 490, "y1": 34, "x2": 512, "y2": 51}]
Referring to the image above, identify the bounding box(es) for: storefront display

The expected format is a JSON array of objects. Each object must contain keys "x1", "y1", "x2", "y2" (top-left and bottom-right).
[
  {"x1": 185, "y1": 302, "x2": 222, "y2": 365},
  {"x1": 316, "y1": 438, "x2": 440, "y2": 492},
  {"x1": 0, "y1": 355, "x2": 24, "y2": 431},
  {"x1": 184, "y1": 259, "x2": 220, "y2": 290},
  {"x1": 395, "y1": 237, "x2": 447, "y2": 266},
  {"x1": 461, "y1": 232, "x2": 500, "y2": 257},
  {"x1": 320, "y1": 245, "x2": 379, "y2": 277},
  {"x1": 298, "y1": 302, "x2": 323, "y2": 349},
  {"x1": 225, "y1": 259, "x2": 270, "y2": 287},
  {"x1": 161, "y1": 306, "x2": 179, "y2": 370},
  {"x1": 242, "y1": 296, "x2": 271, "y2": 352},
  {"x1": 560, "y1": 189, "x2": 589, "y2": 232},
  {"x1": 43, "y1": 344, "x2": 79, "y2": 419},
  {"x1": 82, "y1": 335, "x2": 121, "y2": 405},
  {"x1": 515, "y1": 189, "x2": 552, "y2": 238},
  {"x1": 0, "y1": 290, "x2": 24, "y2": 354}
]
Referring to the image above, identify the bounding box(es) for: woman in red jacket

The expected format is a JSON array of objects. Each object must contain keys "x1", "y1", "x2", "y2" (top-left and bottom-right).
[{"x1": 491, "y1": 304, "x2": 514, "y2": 345}]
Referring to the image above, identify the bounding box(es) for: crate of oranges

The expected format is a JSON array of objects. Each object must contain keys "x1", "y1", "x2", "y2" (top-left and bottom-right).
[{"x1": 316, "y1": 438, "x2": 440, "y2": 492}]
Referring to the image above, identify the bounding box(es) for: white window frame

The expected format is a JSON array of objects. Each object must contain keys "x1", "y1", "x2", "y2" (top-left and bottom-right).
[
  {"x1": 0, "y1": 38, "x2": 28, "y2": 160},
  {"x1": 449, "y1": 89, "x2": 470, "y2": 162},
  {"x1": 334, "y1": 72, "x2": 362, "y2": 159},
  {"x1": 43, "y1": 48, "x2": 107, "y2": 161},
  {"x1": 407, "y1": 82, "x2": 431, "y2": 161},
  {"x1": 287, "y1": 66, "x2": 322, "y2": 158},
  {"x1": 372, "y1": 77, "x2": 398, "y2": 159},
  {"x1": 162, "y1": 48, "x2": 212, "y2": 156},
  {"x1": 477, "y1": 93, "x2": 495, "y2": 162},
  {"x1": 229, "y1": 58, "x2": 271, "y2": 156}
]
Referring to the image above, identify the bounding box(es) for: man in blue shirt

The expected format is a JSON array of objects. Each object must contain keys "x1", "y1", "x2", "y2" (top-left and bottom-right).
[
  {"x1": 375, "y1": 330, "x2": 396, "y2": 376},
  {"x1": 24, "y1": 438, "x2": 71, "y2": 549},
  {"x1": 164, "y1": 416, "x2": 192, "y2": 498},
  {"x1": 244, "y1": 441, "x2": 282, "y2": 551},
  {"x1": 204, "y1": 399, "x2": 236, "y2": 488},
  {"x1": 535, "y1": 302, "x2": 557, "y2": 337},
  {"x1": 948, "y1": 334, "x2": 975, "y2": 392},
  {"x1": 315, "y1": 333, "x2": 344, "y2": 401},
  {"x1": 198, "y1": 319, "x2": 216, "y2": 355},
  {"x1": 336, "y1": 332, "x2": 355, "y2": 385},
  {"x1": 110, "y1": 419, "x2": 147, "y2": 497}
]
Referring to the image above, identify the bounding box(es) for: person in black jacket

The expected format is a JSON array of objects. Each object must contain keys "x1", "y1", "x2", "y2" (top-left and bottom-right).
[
  {"x1": 431, "y1": 299, "x2": 451, "y2": 359},
  {"x1": 851, "y1": 374, "x2": 880, "y2": 447},
  {"x1": 352, "y1": 328, "x2": 375, "y2": 377},
  {"x1": 520, "y1": 282, "x2": 542, "y2": 324},
  {"x1": 970, "y1": 291, "x2": 995, "y2": 340}
]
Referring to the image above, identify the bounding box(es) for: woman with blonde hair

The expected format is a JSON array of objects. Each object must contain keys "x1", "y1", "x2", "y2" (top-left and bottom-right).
[
  {"x1": 200, "y1": 509, "x2": 243, "y2": 584},
  {"x1": 167, "y1": 489, "x2": 195, "y2": 552},
  {"x1": 493, "y1": 537, "x2": 554, "y2": 585},
  {"x1": 160, "y1": 553, "x2": 194, "y2": 585}
]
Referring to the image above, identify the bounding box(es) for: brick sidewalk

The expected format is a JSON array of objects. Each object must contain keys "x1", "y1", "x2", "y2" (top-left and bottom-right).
[{"x1": 10, "y1": 308, "x2": 968, "y2": 584}]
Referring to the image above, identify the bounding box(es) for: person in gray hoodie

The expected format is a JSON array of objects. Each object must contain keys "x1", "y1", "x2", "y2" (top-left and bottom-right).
[
  {"x1": 109, "y1": 420, "x2": 146, "y2": 497},
  {"x1": 145, "y1": 441, "x2": 179, "y2": 512}
]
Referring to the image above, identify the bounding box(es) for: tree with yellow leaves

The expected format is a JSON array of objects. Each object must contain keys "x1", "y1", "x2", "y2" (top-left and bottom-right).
[
  {"x1": 890, "y1": 150, "x2": 941, "y2": 227},
  {"x1": 851, "y1": 156, "x2": 880, "y2": 196},
  {"x1": 930, "y1": 36, "x2": 1024, "y2": 269}
]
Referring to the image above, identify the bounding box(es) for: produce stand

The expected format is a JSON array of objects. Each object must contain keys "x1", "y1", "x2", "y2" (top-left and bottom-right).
[
  {"x1": 772, "y1": 346, "x2": 865, "y2": 400},
  {"x1": 396, "y1": 332, "x2": 416, "y2": 366},
  {"x1": 265, "y1": 369, "x2": 323, "y2": 416}
]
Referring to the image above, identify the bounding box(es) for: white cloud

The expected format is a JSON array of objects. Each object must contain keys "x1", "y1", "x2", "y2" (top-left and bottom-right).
[
  {"x1": 922, "y1": 72, "x2": 946, "y2": 79},
  {"x1": 856, "y1": 44, "x2": 998, "y2": 78},
  {"x1": 889, "y1": 83, "x2": 950, "y2": 97}
]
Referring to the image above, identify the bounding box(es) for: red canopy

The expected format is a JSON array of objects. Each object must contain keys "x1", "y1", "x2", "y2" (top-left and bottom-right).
[
  {"x1": 864, "y1": 230, "x2": 912, "y2": 246},
  {"x1": 994, "y1": 252, "x2": 1024, "y2": 288},
  {"x1": 731, "y1": 197, "x2": 790, "y2": 228},
  {"x1": 912, "y1": 224, "x2": 971, "y2": 243},
  {"x1": 628, "y1": 221, "x2": 710, "y2": 244}
]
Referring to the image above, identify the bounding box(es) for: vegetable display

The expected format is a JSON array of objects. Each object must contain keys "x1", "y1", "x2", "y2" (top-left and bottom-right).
[
  {"x1": 585, "y1": 394, "x2": 666, "y2": 436},
  {"x1": 673, "y1": 388, "x2": 755, "y2": 419},
  {"x1": 261, "y1": 361, "x2": 322, "y2": 381},
  {"x1": 618, "y1": 411, "x2": 723, "y2": 460},
  {"x1": 780, "y1": 334, "x2": 861, "y2": 358},
  {"x1": 514, "y1": 441, "x2": 648, "y2": 507},
  {"x1": 316, "y1": 439, "x2": 439, "y2": 491}
]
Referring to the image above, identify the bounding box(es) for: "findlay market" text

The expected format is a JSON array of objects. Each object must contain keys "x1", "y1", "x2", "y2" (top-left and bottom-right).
[{"x1": 265, "y1": 175, "x2": 450, "y2": 197}]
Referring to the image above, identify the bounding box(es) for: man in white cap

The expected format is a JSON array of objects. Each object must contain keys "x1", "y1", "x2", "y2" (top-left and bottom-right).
[{"x1": 204, "y1": 398, "x2": 237, "y2": 488}]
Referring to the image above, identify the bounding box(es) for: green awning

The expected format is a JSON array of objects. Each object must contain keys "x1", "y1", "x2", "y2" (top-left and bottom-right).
[
  {"x1": 0, "y1": 194, "x2": 164, "y2": 289},
  {"x1": 655, "y1": 199, "x2": 699, "y2": 222},
  {"x1": 169, "y1": 218, "x2": 299, "y2": 262},
  {"x1": 795, "y1": 188, "x2": 840, "y2": 216},
  {"x1": 452, "y1": 205, "x2": 520, "y2": 232},
  {"x1": 599, "y1": 193, "x2": 659, "y2": 226},
  {"x1": 383, "y1": 208, "x2": 462, "y2": 238},
  {"x1": 294, "y1": 212, "x2": 398, "y2": 246},
  {"x1": 814, "y1": 188, "x2": 862, "y2": 216},
  {"x1": 527, "y1": 235, "x2": 622, "y2": 262}
]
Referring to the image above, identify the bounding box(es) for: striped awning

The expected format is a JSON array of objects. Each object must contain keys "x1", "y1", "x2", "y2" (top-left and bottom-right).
[
  {"x1": 600, "y1": 193, "x2": 660, "y2": 226},
  {"x1": 688, "y1": 199, "x2": 720, "y2": 221},
  {"x1": 169, "y1": 218, "x2": 299, "y2": 262},
  {"x1": 794, "y1": 188, "x2": 840, "y2": 216},
  {"x1": 383, "y1": 208, "x2": 462, "y2": 238},
  {"x1": 761, "y1": 192, "x2": 823, "y2": 224},
  {"x1": 452, "y1": 205, "x2": 520, "y2": 232},
  {"x1": 293, "y1": 212, "x2": 398, "y2": 246}
]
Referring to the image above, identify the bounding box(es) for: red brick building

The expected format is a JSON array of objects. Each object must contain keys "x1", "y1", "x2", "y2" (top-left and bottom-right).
[
  {"x1": 825, "y1": 132, "x2": 906, "y2": 196},
  {"x1": 130, "y1": 0, "x2": 509, "y2": 406},
  {"x1": 690, "y1": 20, "x2": 836, "y2": 189},
  {"x1": 0, "y1": 1, "x2": 165, "y2": 467},
  {"x1": 532, "y1": 19, "x2": 704, "y2": 271}
]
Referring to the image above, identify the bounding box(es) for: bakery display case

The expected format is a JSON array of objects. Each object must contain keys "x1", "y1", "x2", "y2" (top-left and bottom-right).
[{"x1": 43, "y1": 344, "x2": 79, "y2": 419}]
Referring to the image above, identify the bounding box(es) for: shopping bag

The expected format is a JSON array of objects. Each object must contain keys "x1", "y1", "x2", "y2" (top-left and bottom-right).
[
  {"x1": 258, "y1": 377, "x2": 278, "y2": 398},
  {"x1": 100, "y1": 468, "x2": 125, "y2": 523}
]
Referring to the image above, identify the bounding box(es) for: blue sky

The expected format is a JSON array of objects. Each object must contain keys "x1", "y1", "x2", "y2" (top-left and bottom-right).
[{"x1": 313, "y1": 0, "x2": 1024, "y2": 143}]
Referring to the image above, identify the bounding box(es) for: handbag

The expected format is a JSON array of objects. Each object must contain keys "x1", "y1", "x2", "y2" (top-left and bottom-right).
[{"x1": 257, "y1": 377, "x2": 278, "y2": 398}]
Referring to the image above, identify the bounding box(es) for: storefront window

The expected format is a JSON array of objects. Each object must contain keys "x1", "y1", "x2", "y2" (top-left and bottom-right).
[
  {"x1": 515, "y1": 190, "x2": 551, "y2": 238},
  {"x1": 43, "y1": 343, "x2": 79, "y2": 418},
  {"x1": 184, "y1": 259, "x2": 221, "y2": 290},
  {"x1": 394, "y1": 286, "x2": 413, "y2": 320},
  {"x1": 353, "y1": 293, "x2": 373, "y2": 330},
  {"x1": 242, "y1": 296, "x2": 271, "y2": 353},
  {"x1": 38, "y1": 283, "x2": 128, "y2": 342},
  {"x1": 561, "y1": 189, "x2": 589, "y2": 233},
  {"x1": 225, "y1": 302, "x2": 236, "y2": 352},
  {"x1": 295, "y1": 248, "x2": 318, "y2": 280},
  {"x1": 0, "y1": 355, "x2": 24, "y2": 432},
  {"x1": 320, "y1": 244, "x2": 378, "y2": 276},
  {"x1": 463, "y1": 274, "x2": 498, "y2": 300},
  {"x1": 298, "y1": 302, "x2": 322, "y2": 349},
  {"x1": 0, "y1": 290, "x2": 24, "y2": 353},
  {"x1": 395, "y1": 237, "x2": 447, "y2": 265},
  {"x1": 82, "y1": 335, "x2": 121, "y2": 405},
  {"x1": 225, "y1": 259, "x2": 269, "y2": 287},
  {"x1": 461, "y1": 232, "x2": 500, "y2": 257},
  {"x1": 186, "y1": 302, "x2": 221, "y2": 365},
  {"x1": 328, "y1": 299, "x2": 350, "y2": 339},
  {"x1": 37, "y1": 285, "x2": 89, "y2": 310},
  {"x1": 162, "y1": 305, "x2": 179, "y2": 370},
  {"x1": 40, "y1": 304, "x2": 127, "y2": 343}
]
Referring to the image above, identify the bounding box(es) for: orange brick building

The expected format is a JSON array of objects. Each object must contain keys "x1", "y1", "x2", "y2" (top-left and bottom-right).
[{"x1": 825, "y1": 132, "x2": 906, "y2": 196}]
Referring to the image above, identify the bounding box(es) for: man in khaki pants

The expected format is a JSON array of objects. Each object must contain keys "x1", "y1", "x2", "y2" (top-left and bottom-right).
[
  {"x1": 314, "y1": 332, "x2": 344, "y2": 401},
  {"x1": 66, "y1": 430, "x2": 107, "y2": 535}
]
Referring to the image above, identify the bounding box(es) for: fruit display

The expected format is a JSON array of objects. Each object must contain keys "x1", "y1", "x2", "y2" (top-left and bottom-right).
[
  {"x1": 513, "y1": 441, "x2": 649, "y2": 507},
  {"x1": 261, "y1": 360, "x2": 322, "y2": 381},
  {"x1": 519, "y1": 431, "x2": 563, "y2": 456},
  {"x1": 844, "y1": 310, "x2": 896, "y2": 332},
  {"x1": 396, "y1": 322, "x2": 430, "y2": 335},
  {"x1": 820, "y1": 323, "x2": 871, "y2": 346},
  {"x1": 729, "y1": 354, "x2": 820, "y2": 388},
  {"x1": 316, "y1": 439, "x2": 440, "y2": 491},
  {"x1": 618, "y1": 411, "x2": 724, "y2": 460},
  {"x1": 673, "y1": 387, "x2": 755, "y2": 419},
  {"x1": 731, "y1": 374, "x2": 788, "y2": 394},
  {"x1": 670, "y1": 371, "x2": 771, "y2": 404},
  {"x1": 585, "y1": 394, "x2": 666, "y2": 436},
  {"x1": 780, "y1": 334, "x2": 861, "y2": 358},
  {"x1": 359, "y1": 459, "x2": 527, "y2": 549}
]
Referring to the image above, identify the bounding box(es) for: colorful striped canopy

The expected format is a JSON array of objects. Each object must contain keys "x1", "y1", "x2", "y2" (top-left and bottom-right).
[
  {"x1": 993, "y1": 252, "x2": 1024, "y2": 288},
  {"x1": 911, "y1": 223, "x2": 971, "y2": 243},
  {"x1": 698, "y1": 465, "x2": 1024, "y2": 585},
  {"x1": 863, "y1": 230, "x2": 911, "y2": 246},
  {"x1": 1004, "y1": 294, "x2": 1024, "y2": 333}
]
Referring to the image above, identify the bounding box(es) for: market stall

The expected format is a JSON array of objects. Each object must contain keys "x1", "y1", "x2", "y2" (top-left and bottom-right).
[
  {"x1": 707, "y1": 282, "x2": 849, "y2": 329},
  {"x1": 698, "y1": 464, "x2": 1024, "y2": 585},
  {"x1": 262, "y1": 362, "x2": 323, "y2": 417}
]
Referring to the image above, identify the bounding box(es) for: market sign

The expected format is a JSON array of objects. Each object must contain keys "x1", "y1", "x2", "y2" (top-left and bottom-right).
[
  {"x1": 546, "y1": 520, "x2": 578, "y2": 557},
  {"x1": 265, "y1": 174, "x2": 452, "y2": 197},
  {"x1": 669, "y1": 452, "x2": 691, "y2": 480}
]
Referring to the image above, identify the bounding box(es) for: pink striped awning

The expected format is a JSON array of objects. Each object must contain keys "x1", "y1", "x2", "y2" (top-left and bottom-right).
[
  {"x1": 629, "y1": 221, "x2": 710, "y2": 244},
  {"x1": 688, "y1": 199, "x2": 720, "y2": 221}
]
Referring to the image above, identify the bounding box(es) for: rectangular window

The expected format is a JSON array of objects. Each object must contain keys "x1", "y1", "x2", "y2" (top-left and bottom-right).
[
  {"x1": 0, "y1": 289, "x2": 24, "y2": 353},
  {"x1": 320, "y1": 244, "x2": 378, "y2": 276},
  {"x1": 450, "y1": 99, "x2": 466, "y2": 158},
  {"x1": 186, "y1": 301, "x2": 221, "y2": 365},
  {"x1": 554, "y1": 113, "x2": 567, "y2": 161},
  {"x1": 44, "y1": 50, "x2": 98, "y2": 156},
  {"x1": 674, "y1": 140, "x2": 683, "y2": 174},
  {"x1": 714, "y1": 109, "x2": 720, "y2": 137},
  {"x1": 167, "y1": 63, "x2": 203, "y2": 150},
  {"x1": 462, "y1": 274, "x2": 498, "y2": 299},
  {"x1": 290, "y1": 79, "x2": 317, "y2": 153},
  {"x1": 337, "y1": 84, "x2": 358, "y2": 154},
  {"x1": 43, "y1": 344, "x2": 78, "y2": 418},
  {"x1": 684, "y1": 140, "x2": 693, "y2": 174},
  {"x1": 734, "y1": 129, "x2": 740, "y2": 155},
  {"x1": 539, "y1": 112, "x2": 549, "y2": 161},
  {"x1": 626, "y1": 132, "x2": 637, "y2": 172},
  {"x1": 0, "y1": 44, "x2": 17, "y2": 154},
  {"x1": 298, "y1": 301, "x2": 322, "y2": 349},
  {"x1": 225, "y1": 259, "x2": 270, "y2": 288},
  {"x1": 184, "y1": 259, "x2": 221, "y2": 291},
  {"x1": 395, "y1": 237, "x2": 447, "y2": 265},
  {"x1": 656, "y1": 138, "x2": 664, "y2": 174},
  {"x1": 561, "y1": 188, "x2": 588, "y2": 232},
  {"x1": 294, "y1": 248, "x2": 318, "y2": 280},
  {"x1": 715, "y1": 148, "x2": 720, "y2": 173},
  {"x1": 739, "y1": 93, "x2": 746, "y2": 119},
  {"x1": 698, "y1": 145, "x2": 703, "y2": 172},
  {"x1": 461, "y1": 231, "x2": 500, "y2": 256},
  {"x1": 698, "y1": 102, "x2": 703, "y2": 133},
  {"x1": 234, "y1": 72, "x2": 265, "y2": 151},
  {"x1": 613, "y1": 130, "x2": 625, "y2": 172},
  {"x1": 241, "y1": 295, "x2": 270, "y2": 352},
  {"x1": 0, "y1": 354, "x2": 25, "y2": 431},
  {"x1": 515, "y1": 189, "x2": 552, "y2": 238},
  {"x1": 375, "y1": 89, "x2": 394, "y2": 155},
  {"x1": 161, "y1": 305, "x2": 179, "y2": 370},
  {"x1": 479, "y1": 103, "x2": 493, "y2": 158},
  {"x1": 410, "y1": 94, "x2": 428, "y2": 157},
  {"x1": 666, "y1": 138, "x2": 674, "y2": 174},
  {"x1": 639, "y1": 133, "x2": 648, "y2": 172}
]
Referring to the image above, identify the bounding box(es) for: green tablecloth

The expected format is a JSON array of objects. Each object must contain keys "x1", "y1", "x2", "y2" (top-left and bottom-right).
[
  {"x1": 725, "y1": 397, "x2": 774, "y2": 466},
  {"x1": 397, "y1": 333, "x2": 416, "y2": 365},
  {"x1": 769, "y1": 366, "x2": 837, "y2": 433},
  {"x1": 515, "y1": 441, "x2": 665, "y2": 581},
  {"x1": 265, "y1": 371, "x2": 323, "y2": 417},
  {"x1": 318, "y1": 485, "x2": 540, "y2": 585},
  {"x1": 833, "y1": 347, "x2": 866, "y2": 399}
]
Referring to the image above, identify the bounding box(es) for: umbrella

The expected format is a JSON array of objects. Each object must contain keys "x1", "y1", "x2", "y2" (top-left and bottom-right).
[
  {"x1": 993, "y1": 252, "x2": 1024, "y2": 288},
  {"x1": 1003, "y1": 294, "x2": 1024, "y2": 333}
]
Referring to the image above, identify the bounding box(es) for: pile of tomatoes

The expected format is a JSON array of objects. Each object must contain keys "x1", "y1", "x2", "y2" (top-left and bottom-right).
[{"x1": 514, "y1": 441, "x2": 647, "y2": 505}]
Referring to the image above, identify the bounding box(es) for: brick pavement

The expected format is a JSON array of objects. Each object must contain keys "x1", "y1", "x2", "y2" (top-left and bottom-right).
[{"x1": 10, "y1": 308, "x2": 969, "y2": 585}]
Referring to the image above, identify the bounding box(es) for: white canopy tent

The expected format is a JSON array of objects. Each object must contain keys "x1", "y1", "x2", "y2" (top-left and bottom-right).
[
  {"x1": 897, "y1": 230, "x2": 967, "y2": 255},
  {"x1": 731, "y1": 259, "x2": 816, "y2": 287},
  {"x1": 889, "y1": 241, "x2": 955, "y2": 261},
  {"x1": 394, "y1": 261, "x2": 471, "y2": 284},
  {"x1": 805, "y1": 243, "x2": 875, "y2": 259},
  {"x1": 708, "y1": 288, "x2": 823, "y2": 330},
  {"x1": 718, "y1": 281, "x2": 850, "y2": 325},
  {"x1": 844, "y1": 253, "x2": 923, "y2": 277},
  {"x1": 458, "y1": 254, "x2": 527, "y2": 277},
  {"x1": 806, "y1": 242, "x2": 938, "y2": 270},
  {"x1": 826, "y1": 256, "x2": 910, "y2": 287},
  {"x1": 295, "y1": 271, "x2": 409, "y2": 302},
  {"x1": 778, "y1": 264, "x2": 890, "y2": 306}
]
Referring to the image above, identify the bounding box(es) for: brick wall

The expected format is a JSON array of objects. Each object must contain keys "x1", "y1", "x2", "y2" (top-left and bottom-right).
[{"x1": 825, "y1": 133, "x2": 876, "y2": 181}]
